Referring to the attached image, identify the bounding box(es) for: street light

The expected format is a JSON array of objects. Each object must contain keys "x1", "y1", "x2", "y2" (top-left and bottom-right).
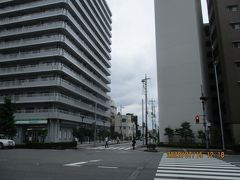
[
  {"x1": 80, "y1": 115, "x2": 84, "y2": 128},
  {"x1": 213, "y1": 61, "x2": 225, "y2": 151},
  {"x1": 94, "y1": 102, "x2": 97, "y2": 147}
]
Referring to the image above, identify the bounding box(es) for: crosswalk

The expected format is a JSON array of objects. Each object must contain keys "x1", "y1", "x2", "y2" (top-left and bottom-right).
[
  {"x1": 86, "y1": 146, "x2": 133, "y2": 151},
  {"x1": 154, "y1": 153, "x2": 240, "y2": 180}
]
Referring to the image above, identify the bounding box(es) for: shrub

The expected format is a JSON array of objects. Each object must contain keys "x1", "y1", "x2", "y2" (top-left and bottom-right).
[
  {"x1": 15, "y1": 141, "x2": 77, "y2": 149},
  {"x1": 147, "y1": 143, "x2": 157, "y2": 150}
]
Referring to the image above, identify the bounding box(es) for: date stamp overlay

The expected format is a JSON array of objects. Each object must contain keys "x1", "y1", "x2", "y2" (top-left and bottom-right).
[{"x1": 166, "y1": 151, "x2": 225, "y2": 159}]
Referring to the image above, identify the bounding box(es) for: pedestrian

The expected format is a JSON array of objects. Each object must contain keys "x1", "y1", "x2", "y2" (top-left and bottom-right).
[
  {"x1": 105, "y1": 136, "x2": 109, "y2": 148},
  {"x1": 132, "y1": 138, "x2": 136, "y2": 150},
  {"x1": 116, "y1": 136, "x2": 120, "y2": 144}
]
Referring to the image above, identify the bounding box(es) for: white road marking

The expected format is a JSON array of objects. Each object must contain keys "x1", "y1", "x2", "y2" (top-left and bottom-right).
[
  {"x1": 158, "y1": 164, "x2": 240, "y2": 169},
  {"x1": 64, "y1": 159, "x2": 101, "y2": 167},
  {"x1": 124, "y1": 147, "x2": 132, "y2": 150},
  {"x1": 98, "y1": 166, "x2": 118, "y2": 169},
  {"x1": 154, "y1": 153, "x2": 240, "y2": 179},
  {"x1": 88, "y1": 160, "x2": 101, "y2": 163},
  {"x1": 158, "y1": 166, "x2": 240, "y2": 172},
  {"x1": 64, "y1": 161, "x2": 87, "y2": 167},
  {"x1": 155, "y1": 173, "x2": 240, "y2": 180},
  {"x1": 157, "y1": 169, "x2": 240, "y2": 176}
]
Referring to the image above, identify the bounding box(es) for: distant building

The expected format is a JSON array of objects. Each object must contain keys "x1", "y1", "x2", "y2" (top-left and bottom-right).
[
  {"x1": 114, "y1": 114, "x2": 136, "y2": 140},
  {"x1": 206, "y1": 0, "x2": 240, "y2": 145},
  {"x1": 154, "y1": 0, "x2": 205, "y2": 142},
  {"x1": 0, "y1": 0, "x2": 112, "y2": 143}
]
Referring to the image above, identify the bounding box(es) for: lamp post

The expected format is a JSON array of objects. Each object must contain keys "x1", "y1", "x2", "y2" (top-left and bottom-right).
[
  {"x1": 80, "y1": 115, "x2": 84, "y2": 128},
  {"x1": 213, "y1": 61, "x2": 225, "y2": 151},
  {"x1": 93, "y1": 102, "x2": 97, "y2": 147}
]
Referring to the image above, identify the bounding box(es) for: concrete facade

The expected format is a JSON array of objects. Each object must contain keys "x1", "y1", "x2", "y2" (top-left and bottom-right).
[
  {"x1": 0, "y1": 0, "x2": 112, "y2": 143},
  {"x1": 114, "y1": 114, "x2": 136, "y2": 140},
  {"x1": 206, "y1": 0, "x2": 240, "y2": 145},
  {"x1": 154, "y1": 0, "x2": 205, "y2": 142}
]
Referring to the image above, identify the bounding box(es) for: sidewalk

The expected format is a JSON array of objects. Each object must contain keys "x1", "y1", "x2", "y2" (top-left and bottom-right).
[{"x1": 76, "y1": 140, "x2": 130, "y2": 149}]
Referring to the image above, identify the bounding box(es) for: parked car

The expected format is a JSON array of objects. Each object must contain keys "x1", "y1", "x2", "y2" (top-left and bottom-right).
[{"x1": 0, "y1": 134, "x2": 15, "y2": 149}]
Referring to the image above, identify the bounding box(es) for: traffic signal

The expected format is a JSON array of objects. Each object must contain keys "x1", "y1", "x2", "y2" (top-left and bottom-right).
[{"x1": 195, "y1": 115, "x2": 200, "y2": 124}]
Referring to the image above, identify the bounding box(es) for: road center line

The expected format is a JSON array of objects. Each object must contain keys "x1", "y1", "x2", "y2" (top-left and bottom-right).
[{"x1": 98, "y1": 166, "x2": 118, "y2": 169}]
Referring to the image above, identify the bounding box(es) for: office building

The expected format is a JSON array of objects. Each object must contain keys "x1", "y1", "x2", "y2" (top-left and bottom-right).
[
  {"x1": 0, "y1": 0, "x2": 112, "y2": 143},
  {"x1": 154, "y1": 0, "x2": 205, "y2": 142},
  {"x1": 206, "y1": 0, "x2": 240, "y2": 145}
]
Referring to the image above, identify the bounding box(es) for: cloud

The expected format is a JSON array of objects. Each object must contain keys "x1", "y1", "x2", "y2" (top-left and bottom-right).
[
  {"x1": 107, "y1": 0, "x2": 158, "y2": 123},
  {"x1": 106, "y1": 0, "x2": 208, "y2": 126}
]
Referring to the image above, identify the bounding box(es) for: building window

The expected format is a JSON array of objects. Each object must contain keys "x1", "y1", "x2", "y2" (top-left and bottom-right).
[
  {"x1": 232, "y1": 41, "x2": 240, "y2": 48},
  {"x1": 230, "y1": 23, "x2": 240, "y2": 30},
  {"x1": 122, "y1": 119, "x2": 126, "y2": 122},
  {"x1": 227, "y1": 5, "x2": 239, "y2": 12}
]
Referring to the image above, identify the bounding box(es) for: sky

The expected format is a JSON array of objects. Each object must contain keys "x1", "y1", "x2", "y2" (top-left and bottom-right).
[{"x1": 107, "y1": 0, "x2": 209, "y2": 127}]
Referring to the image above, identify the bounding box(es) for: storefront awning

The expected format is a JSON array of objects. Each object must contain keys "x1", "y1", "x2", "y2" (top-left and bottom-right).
[{"x1": 15, "y1": 119, "x2": 48, "y2": 125}]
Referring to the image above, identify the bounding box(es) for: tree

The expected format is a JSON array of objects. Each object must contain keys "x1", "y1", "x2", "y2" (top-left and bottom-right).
[
  {"x1": 0, "y1": 97, "x2": 16, "y2": 138},
  {"x1": 175, "y1": 122, "x2": 194, "y2": 143},
  {"x1": 164, "y1": 127, "x2": 174, "y2": 143},
  {"x1": 198, "y1": 130, "x2": 205, "y2": 144}
]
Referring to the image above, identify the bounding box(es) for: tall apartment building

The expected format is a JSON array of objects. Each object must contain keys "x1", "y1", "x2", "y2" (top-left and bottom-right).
[
  {"x1": 154, "y1": 0, "x2": 205, "y2": 142},
  {"x1": 0, "y1": 0, "x2": 112, "y2": 143},
  {"x1": 206, "y1": 0, "x2": 240, "y2": 145}
]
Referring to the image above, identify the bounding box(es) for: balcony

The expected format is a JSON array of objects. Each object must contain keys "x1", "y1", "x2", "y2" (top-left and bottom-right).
[
  {"x1": 65, "y1": 11, "x2": 111, "y2": 59},
  {"x1": 94, "y1": 1, "x2": 112, "y2": 24},
  {"x1": 0, "y1": 34, "x2": 61, "y2": 51},
  {"x1": 83, "y1": 0, "x2": 111, "y2": 36},
  {"x1": 65, "y1": 22, "x2": 111, "y2": 67},
  {"x1": 63, "y1": 35, "x2": 111, "y2": 75},
  {"x1": 66, "y1": 0, "x2": 111, "y2": 50},
  {"x1": 0, "y1": 21, "x2": 63, "y2": 38},
  {"x1": 89, "y1": 1, "x2": 111, "y2": 31},
  {"x1": 73, "y1": 0, "x2": 111, "y2": 44},
  {"x1": 0, "y1": 77, "x2": 110, "y2": 107},
  {"x1": 13, "y1": 110, "x2": 110, "y2": 124},
  {"x1": 0, "y1": 48, "x2": 60, "y2": 63},
  {"x1": 0, "y1": 0, "x2": 65, "y2": 16},
  {"x1": 0, "y1": 8, "x2": 63, "y2": 26},
  {"x1": 0, "y1": 94, "x2": 109, "y2": 118},
  {"x1": 63, "y1": 50, "x2": 110, "y2": 84}
]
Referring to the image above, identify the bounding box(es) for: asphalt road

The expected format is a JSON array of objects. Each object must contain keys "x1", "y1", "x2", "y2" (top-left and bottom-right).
[
  {"x1": 0, "y1": 143, "x2": 161, "y2": 180},
  {"x1": 1, "y1": 143, "x2": 240, "y2": 180}
]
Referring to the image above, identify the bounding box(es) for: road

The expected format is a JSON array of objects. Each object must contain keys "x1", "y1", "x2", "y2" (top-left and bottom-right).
[
  {"x1": 0, "y1": 142, "x2": 160, "y2": 180},
  {"x1": 1, "y1": 143, "x2": 240, "y2": 180}
]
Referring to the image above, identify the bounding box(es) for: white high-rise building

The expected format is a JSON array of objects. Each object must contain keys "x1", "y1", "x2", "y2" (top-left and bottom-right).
[
  {"x1": 0, "y1": 0, "x2": 112, "y2": 143},
  {"x1": 154, "y1": 0, "x2": 205, "y2": 142}
]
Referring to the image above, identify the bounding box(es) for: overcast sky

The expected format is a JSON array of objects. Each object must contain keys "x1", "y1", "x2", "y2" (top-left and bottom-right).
[{"x1": 107, "y1": 0, "x2": 209, "y2": 127}]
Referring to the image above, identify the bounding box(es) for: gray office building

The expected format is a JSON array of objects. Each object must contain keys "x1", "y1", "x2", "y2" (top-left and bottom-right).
[
  {"x1": 155, "y1": 0, "x2": 205, "y2": 143},
  {"x1": 206, "y1": 0, "x2": 240, "y2": 145},
  {"x1": 0, "y1": 0, "x2": 112, "y2": 143}
]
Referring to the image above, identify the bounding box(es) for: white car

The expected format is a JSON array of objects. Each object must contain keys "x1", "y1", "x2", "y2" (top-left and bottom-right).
[{"x1": 0, "y1": 135, "x2": 15, "y2": 149}]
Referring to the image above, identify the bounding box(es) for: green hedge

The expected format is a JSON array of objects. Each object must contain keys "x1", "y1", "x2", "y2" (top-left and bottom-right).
[
  {"x1": 157, "y1": 142, "x2": 221, "y2": 149},
  {"x1": 15, "y1": 141, "x2": 77, "y2": 149},
  {"x1": 230, "y1": 144, "x2": 240, "y2": 153}
]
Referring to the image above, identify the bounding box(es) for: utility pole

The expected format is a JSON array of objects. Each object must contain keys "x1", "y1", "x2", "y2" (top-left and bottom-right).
[
  {"x1": 149, "y1": 99, "x2": 155, "y2": 130},
  {"x1": 120, "y1": 105, "x2": 124, "y2": 115},
  {"x1": 200, "y1": 85, "x2": 209, "y2": 149},
  {"x1": 141, "y1": 74, "x2": 150, "y2": 146},
  {"x1": 119, "y1": 105, "x2": 124, "y2": 140}
]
